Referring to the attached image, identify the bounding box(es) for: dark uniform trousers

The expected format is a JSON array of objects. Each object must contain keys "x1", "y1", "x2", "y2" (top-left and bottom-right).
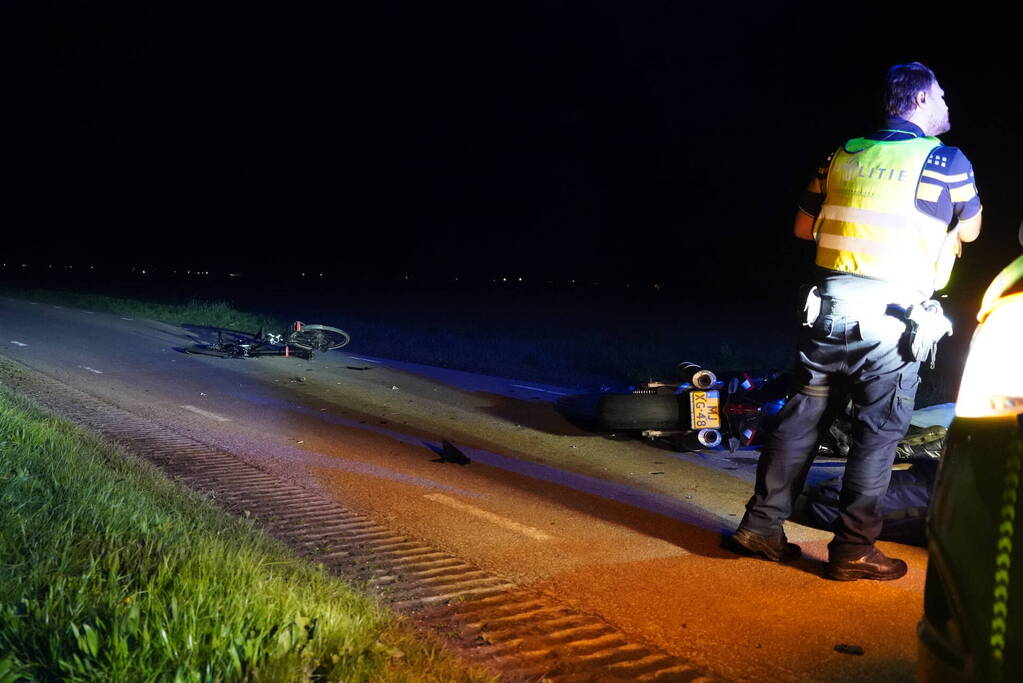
[{"x1": 739, "y1": 309, "x2": 921, "y2": 561}]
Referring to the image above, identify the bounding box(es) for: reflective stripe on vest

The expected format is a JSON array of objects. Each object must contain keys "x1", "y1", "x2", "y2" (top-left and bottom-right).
[{"x1": 813, "y1": 136, "x2": 956, "y2": 297}]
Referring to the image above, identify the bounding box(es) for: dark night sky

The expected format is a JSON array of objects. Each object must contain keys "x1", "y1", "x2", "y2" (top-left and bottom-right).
[{"x1": 3, "y1": 2, "x2": 1022, "y2": 292}]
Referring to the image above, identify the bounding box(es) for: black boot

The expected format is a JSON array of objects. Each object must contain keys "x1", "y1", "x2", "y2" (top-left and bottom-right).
[
  {"x1": 732, "y1": 527, "x2": 801, "y2": 562},
  {"x1": 826, "y1": 546, "x2": 907, "y2": 581}
]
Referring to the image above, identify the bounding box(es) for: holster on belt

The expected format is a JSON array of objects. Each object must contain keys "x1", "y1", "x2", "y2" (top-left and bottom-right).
[
  {"x1": 799, "y1": 284, "x2": 822, "y2": 327},
  {"x1": 897, "y1": 300, "x2": 954, "y2": 368}
]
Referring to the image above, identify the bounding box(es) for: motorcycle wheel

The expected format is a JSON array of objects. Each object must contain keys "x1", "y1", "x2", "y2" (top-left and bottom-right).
[{"x1": 596, "y1": 393, "x2": 680, "y2": 430}]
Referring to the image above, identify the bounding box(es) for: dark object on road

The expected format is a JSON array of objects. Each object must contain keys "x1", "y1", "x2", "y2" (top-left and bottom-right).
[
  {"x1": 797, "y1": 460, "x2": 938, "y2": 546},
  {"x1": 432, "y1": 439, "x2": 470, "y2": 465},
  {"x1": 834, "y1": 644, "x2": 865, "y2": 655},
  {"x1": 183, "y1": 321, "x2": 350, "y2": 360}
]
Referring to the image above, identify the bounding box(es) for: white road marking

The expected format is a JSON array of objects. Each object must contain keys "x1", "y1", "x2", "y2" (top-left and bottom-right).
[
  {"x1": 180, "y1": 405, "x2": 231, "y2": 422},
  {"x1": 346, "y1": 356, "x2": 381, "y2": 363},
  {"x1": 9, "y1": 341, "x2": 27, "y2": 347},
  {"x1": 120, "y1": 317, "x2": 134, "y2": 321},
  {"x1": 511, "y1": 384, "x2": 569, "y2": 396},
  {"x1": 80, "y1": 366, "x2": 103, "y2": 374},
  {"x1": 424, "y1": 493, "x2": 553, "y2": 541}
]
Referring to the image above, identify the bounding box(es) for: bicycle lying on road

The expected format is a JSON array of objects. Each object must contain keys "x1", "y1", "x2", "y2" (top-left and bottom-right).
[{"x1": 183, "y1": 321, "x2": 350, "y2": 360}]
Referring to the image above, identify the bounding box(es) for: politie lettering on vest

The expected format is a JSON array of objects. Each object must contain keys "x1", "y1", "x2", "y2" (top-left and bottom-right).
[{"x1": 837, "y1": 159, "x2": 912, "y2": 183}]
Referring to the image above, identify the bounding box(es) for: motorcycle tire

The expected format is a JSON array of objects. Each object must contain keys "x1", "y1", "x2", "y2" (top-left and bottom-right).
[{"x1": 596, "y1": 393, "x2": 680, "y2": 430}]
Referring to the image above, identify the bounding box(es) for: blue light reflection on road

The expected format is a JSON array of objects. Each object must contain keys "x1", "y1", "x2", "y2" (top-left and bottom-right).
[{"x1": 224, "y1": 387, "x2": 736, "y2": 533}]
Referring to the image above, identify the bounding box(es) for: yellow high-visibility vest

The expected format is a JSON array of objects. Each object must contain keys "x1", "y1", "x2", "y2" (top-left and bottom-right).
[{"x1": 814, "y1": 136, "x2": 958, "y2": 296}]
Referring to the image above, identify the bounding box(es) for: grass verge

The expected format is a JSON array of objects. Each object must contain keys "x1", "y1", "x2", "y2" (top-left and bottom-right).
[
  {"x1": 0, "y1": 371, "x2": 488, "y2": 682},
  {"x1": 0, "y1": 286, "x2": 284, "y2": 334}
]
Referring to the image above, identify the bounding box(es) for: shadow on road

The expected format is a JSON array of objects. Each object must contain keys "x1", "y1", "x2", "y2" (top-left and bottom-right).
[{"x1": 474, "y1": 391, "x2": 596, "y2": 436}]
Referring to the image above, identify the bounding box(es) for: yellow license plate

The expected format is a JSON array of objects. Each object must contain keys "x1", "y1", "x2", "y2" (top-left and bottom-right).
[{"x1": 689, "y1": 390, "x2": 720, "y2": 429}]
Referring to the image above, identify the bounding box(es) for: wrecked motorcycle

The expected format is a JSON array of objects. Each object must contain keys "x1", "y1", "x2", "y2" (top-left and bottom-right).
[
  {"x1": 592, "y1": 362, "x2": 786, "y2": 452},
  {"x1": 591, "y1": 362, "x2": 948, "y2": 459}
]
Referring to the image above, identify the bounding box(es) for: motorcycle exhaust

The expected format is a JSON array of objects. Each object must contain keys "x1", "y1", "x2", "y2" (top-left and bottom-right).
[
  {"x1": 641, "y1": 428, "x2": 722, "y2": 451},
  {"x1": 677, "y1": 362, "x2": 717, "y2": 390},
  {"x1": 683, "y1": 428, "x2": 722, "y2": 450}
]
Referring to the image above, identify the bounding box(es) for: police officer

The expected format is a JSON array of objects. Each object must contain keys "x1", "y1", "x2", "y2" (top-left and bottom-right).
[{"x1": 732, "y1": 62, "x2": 982, "y2": 580}]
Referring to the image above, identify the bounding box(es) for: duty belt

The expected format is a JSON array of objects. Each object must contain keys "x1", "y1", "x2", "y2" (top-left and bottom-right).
[{"x1": 819, "y1": 297, "x2": 896, "y2": 320}]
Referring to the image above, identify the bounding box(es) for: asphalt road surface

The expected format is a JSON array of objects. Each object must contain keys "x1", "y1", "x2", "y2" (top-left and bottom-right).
[{"x1": 0, "y1": 295, "x2": 927, "y2": 682}]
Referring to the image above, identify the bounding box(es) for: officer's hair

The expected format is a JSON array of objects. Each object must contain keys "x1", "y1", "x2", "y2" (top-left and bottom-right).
[{"x1": 885, "y1": 62, "x2": 937, "y2": 118}]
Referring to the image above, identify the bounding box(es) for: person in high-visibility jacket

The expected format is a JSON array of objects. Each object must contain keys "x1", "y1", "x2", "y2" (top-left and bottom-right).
[{"x1": 731, "y1": 62, "x2": 982, "y2": 581}]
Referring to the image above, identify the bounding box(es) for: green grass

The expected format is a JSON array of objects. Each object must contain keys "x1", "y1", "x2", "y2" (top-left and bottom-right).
[
  {"x1": 0, "y1": 287, "x2": 284, "y2": 334},
  {"x1": 0, "y1": 372, "x2": 488, "y2": 682}
]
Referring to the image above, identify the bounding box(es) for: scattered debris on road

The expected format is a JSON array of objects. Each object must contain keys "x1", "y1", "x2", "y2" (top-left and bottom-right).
[{"x1": 430, "y1": 439, "x2": 470, "y2": 465}]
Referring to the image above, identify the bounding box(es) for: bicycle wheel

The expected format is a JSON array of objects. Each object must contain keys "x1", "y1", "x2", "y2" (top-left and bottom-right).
[{"x1": 288, "y1": 324, "x2": 351, "y2": 351}]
